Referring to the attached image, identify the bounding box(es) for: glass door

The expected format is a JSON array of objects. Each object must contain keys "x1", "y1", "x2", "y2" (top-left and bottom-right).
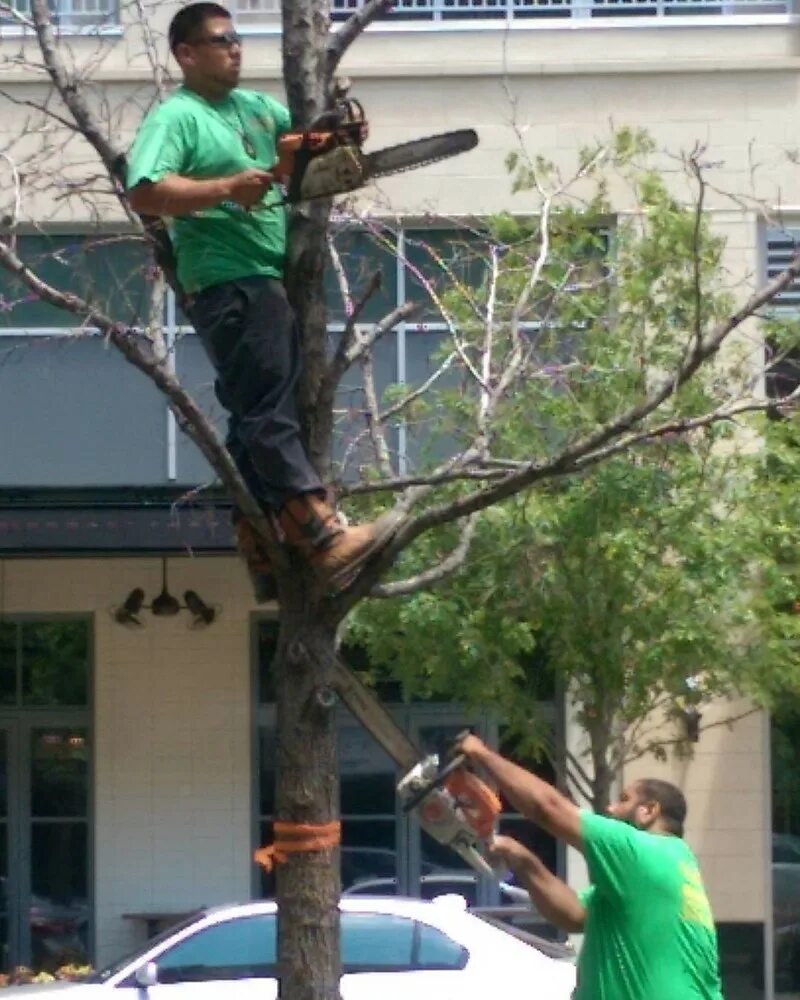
[{"x1": 0, "y1": 617, "x2": 91, "y2": 973}]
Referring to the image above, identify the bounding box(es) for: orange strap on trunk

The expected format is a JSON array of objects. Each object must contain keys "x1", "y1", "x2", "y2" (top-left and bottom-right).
[{"x1": 253, "y1": 821, "x2": 341, "y2": 873}]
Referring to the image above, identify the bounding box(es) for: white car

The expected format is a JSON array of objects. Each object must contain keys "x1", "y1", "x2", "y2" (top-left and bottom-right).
[
  {"x1": 3, "y1": 897, "x2": 576, "y2": 1000},
  {"x1": 342, "y1": 871, "x2": 532, "y2": 906}
]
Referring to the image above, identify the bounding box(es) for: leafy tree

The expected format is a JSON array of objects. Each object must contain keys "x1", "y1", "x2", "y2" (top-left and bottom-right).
[{"x1": 349, "y1": 154, "x2": 800, "y2": 812}]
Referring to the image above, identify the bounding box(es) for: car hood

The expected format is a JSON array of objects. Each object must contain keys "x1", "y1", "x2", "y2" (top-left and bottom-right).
[{"x1": 0, "y1": 983, "x2": 97, "y2": 997}]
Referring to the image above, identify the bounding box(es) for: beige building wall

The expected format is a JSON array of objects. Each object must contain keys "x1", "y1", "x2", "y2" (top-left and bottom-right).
[
  {"x1": 624, "y1": 702, "x2": 771, "y2": 923},
  {"x1": 0, "y1": 555, "x2": 267, "y2": 964}
]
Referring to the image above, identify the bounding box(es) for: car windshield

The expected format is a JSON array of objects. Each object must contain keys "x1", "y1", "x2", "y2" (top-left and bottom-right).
[{"x1": 86, "y1": 911, "x2": 206, "y2": 983}]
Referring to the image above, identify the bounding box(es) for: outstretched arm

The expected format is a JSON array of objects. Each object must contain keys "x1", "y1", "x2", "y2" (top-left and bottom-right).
[
  {"x1": 458, "y1": 734, "x2": 583, "y2": 848},
  {"x1": 488, "y1": 835, "x2": 586, "y2": 933}
]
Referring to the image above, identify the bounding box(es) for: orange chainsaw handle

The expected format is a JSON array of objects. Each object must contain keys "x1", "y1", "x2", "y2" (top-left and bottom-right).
[{"x1": 443, "y1": 769, "x2": 502, "y2": 841}]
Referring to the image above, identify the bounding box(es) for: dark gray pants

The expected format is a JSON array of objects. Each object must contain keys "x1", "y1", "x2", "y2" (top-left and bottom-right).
[{"x1": 188, "y1": 276, "x2": 322, "y2": 510}]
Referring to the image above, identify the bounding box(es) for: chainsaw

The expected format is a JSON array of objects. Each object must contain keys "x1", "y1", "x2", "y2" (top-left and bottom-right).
[
  {"x1": 274, "y1": 98, "x2": 478, "y2": 203},
  {"x1": 331, "y1": 664, "x2": 502, "y2": 880},
  {"x1": 397, "y1": 744, "x2": 502, "y2": 878}
]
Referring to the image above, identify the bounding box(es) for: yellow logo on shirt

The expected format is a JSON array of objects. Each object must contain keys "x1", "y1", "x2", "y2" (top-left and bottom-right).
[{"x1": 679, "y1": 862, "x2": 714, "y2": 930}]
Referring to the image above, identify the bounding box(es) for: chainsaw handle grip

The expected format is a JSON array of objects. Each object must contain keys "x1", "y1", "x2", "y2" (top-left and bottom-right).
[{"x1": 401, "y1": 754, "x2": 466, "y2": 814}]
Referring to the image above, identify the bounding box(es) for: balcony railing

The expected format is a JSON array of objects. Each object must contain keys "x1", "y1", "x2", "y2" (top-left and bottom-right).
[
  {"x1": 0, "y1": 0, "x2": 118, "y2": 29},
  {"x1": 234, "y1": 0, "x2": 790, "y2": 23}
]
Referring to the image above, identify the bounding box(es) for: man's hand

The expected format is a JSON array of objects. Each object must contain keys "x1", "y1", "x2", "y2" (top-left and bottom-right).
[
  {"x1": 487, "y1": 834, "x2": 536, "y2": 878},
  {"x1": 453, "y1": 731, "x2": 487, "y2": 761},
  {"x1": 225, "y1": 168, "x2": 274, "y2": 209}
]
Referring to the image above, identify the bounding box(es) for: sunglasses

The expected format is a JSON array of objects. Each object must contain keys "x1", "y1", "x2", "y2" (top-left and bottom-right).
[{"x1": 194, "y1": 30, "x2": 243, "y2": 48}]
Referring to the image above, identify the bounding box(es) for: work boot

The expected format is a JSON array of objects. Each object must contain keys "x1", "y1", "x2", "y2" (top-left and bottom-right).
[
  {"x1": 232, "y1": 509, "x2": 278, "y2": 603},
  {"x1": 278, "y1": 493, "x2": 400, "y2": 589}
]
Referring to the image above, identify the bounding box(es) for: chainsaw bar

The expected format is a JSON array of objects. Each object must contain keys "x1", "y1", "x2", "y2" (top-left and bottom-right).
[
  {"x1": 288, "y1": 129, "x2": 478, "y2": 203},
  {"x1": 364, "y1": 128, "x2": 478, "y2": 181}
]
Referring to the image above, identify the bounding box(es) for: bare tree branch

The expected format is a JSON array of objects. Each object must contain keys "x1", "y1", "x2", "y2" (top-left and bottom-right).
[
  {"x1": 370, "y1": 513, "x2": 479, "y2": 598},
  {"x1": 622, "y1": 706, "x2": 761, "y2": 766},
  {"x1": 345, "y1": 300, "x2": 421, "y2": 366},
  {"x1": 377, "y1": 250, "x2": 800, "y2": 546},
  {"x1": 30, "y1": 0, "x2": 126, "y2": 190},
  {"x1": 339, "y1": 464, "x2": 514, "y2": 496},
  {"x1": 361, "y1": 349, "x2": 394, "y2": 478},
  {"x1": 327, "y1": 0, "x2": 395, "y2": 78}
]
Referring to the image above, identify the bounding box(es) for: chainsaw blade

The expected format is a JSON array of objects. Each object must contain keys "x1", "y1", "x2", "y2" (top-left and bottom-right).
[
  {"x1": 363, "y1": 129, "x2": 478, "y2": 182},
  {"x1": 287, "y1": 129, "x2": 478, "y2": 203}
]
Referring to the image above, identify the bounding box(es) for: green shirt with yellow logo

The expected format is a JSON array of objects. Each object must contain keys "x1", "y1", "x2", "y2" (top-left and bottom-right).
[
  {"x1": 126, "y1": 86, "x2": 291, "y2": 294},
  {"x1": 575, "y1": 811, "x2": 724, "y2": 1000}
]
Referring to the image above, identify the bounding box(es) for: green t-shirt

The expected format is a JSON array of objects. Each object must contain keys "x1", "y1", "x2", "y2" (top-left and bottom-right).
[
  {"x1": 126, "y1": 86, "x2": 291, "y2": 294},
  {"x1": 575, "y1": 811, "x2": 724, "y2": 1000}
]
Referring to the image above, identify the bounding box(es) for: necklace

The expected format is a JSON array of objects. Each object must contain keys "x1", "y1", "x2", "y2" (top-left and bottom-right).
[{"x1": 195, "y1": 90, "x2": 257, "y2": 160}]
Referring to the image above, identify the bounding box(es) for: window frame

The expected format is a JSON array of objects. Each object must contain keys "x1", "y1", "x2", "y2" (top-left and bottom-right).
[{"x1": 0, "y1": 614, "x2": 94, "y2": 971}]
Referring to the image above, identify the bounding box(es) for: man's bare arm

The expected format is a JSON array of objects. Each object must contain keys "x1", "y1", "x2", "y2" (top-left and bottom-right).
[
  {"x1": 128, "y1": 169, "x2": 274, "y2": 216},
  {"x1": 459, "y1": 734, "x2": 583, "y2": 848},
  {"x1": 489, "y1": 836, "x2": 586, "y2": 933}
]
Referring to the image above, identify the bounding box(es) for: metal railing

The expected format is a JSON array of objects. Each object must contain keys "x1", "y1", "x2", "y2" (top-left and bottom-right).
[
  {"x1": 0, "y1": 0, "x2": 118, "y2": 29},
  {"x1": 233, "y1": 0, "x2": 790, "y2": 23}
]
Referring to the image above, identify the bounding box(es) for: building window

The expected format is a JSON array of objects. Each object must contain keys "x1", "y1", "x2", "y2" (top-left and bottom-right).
[
  {"x1": 765, "y1": 228, "x2": 800, "y2": 407},
  {"x1": 253, "y1": 618, "x2": 558, "y2": 922},
  {"x1": 0, "y1": 0, "x2": 118, "y2": 29},
  {"x1": 0, "y1": 617, "x2": 92, "y2": 974},
  {"x1": 0, "y1": 234, "x2": 148, "y2": 333},
  {"x1": 233, "y1": 0, "x2": 789, "y2": 28}
]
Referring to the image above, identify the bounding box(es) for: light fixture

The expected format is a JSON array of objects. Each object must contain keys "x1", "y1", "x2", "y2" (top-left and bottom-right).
[
  {"x1": 113, "y1": 587, "x2": 146, "y2": 627},
  {"x1": 110, "y1": 559, "x2": 219, "y2": 629},
  {"x1": 151, "y1": 560, "x2": 182, "y2": 617},
  {"x1": 677, "y1": 675, "x2": 703, "y2": 744},
  {"x1": 681, "y1": 706, "x2": 702, "y2": 743},
  {"x1": 184, "y1": 589, "x2": 217, "y2": 628}
]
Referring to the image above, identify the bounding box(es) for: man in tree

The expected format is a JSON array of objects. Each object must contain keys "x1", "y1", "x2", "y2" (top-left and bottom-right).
[
  {"x1": 126, "y1": 2, "x2": 397, "y2": 590},
  {"x1": 457, "y1": 734, "x2": 724, "y2": 999}
]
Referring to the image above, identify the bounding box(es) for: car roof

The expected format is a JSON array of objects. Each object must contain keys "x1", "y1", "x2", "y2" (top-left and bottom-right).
[{"x1": 198, "y1": 896, "x2": 472, "y2": 921}]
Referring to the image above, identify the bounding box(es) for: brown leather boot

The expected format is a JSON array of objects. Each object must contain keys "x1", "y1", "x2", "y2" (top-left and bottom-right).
[
  {"x1": 232, "y1": 510, "x2": 278, "y2": 602},
  {"x1": 278, "y1": 493, "x2": 400, "y2": 589}
]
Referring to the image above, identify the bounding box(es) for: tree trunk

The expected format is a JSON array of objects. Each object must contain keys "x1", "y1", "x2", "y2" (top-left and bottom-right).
[
  {"x1": 277, "y1": 2, "x2": 343, "y2": 998},
  {"x1": 274, "y1": 597, "x2": 342, "y2": 1000},
  {"x1": 282, "y1": 0, "x2": 336, "y2": 481},
  {"x1": 587, "y1": 714, "x2": 615, "y2": 814}
]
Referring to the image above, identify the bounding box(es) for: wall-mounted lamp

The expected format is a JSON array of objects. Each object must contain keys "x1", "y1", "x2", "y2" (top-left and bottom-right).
[
  {"x1": 111, "y1": 559, "x2": 219, "y2": 629},
  {"x1": 675, "y1": 675, "x2": 703, "y2": 744},
  {"x1": 680, "y1": 706, "x2": 702, "y2": 743}
]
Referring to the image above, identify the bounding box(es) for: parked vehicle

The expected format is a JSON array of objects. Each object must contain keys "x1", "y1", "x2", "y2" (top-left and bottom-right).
[
  {"x1": 0, "y1": 897, "x2": 576, "y2": 1000},
  {"x1": 342, "y1": 871, "x2": 531, "y2": 906}
]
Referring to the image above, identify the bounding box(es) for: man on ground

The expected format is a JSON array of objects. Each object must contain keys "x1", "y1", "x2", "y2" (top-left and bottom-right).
[{"x1": 456, "y1": 734, "x2": 724, "y2": 1000}]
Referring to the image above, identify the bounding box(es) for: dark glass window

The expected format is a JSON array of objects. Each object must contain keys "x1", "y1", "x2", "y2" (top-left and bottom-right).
[
  {"x1": 0, "y1": 234, "x2": 150, "y2": 330},
  {"x1": 0, "y1": 621, "x2": 89, "y2": 708},
  {"x1": 341, "y1": 913, "x2": 414, "y2": 970},
  {"x1": 21, "y1": 623, "x2": 89, "y2": 707},
  {"x1": 157, "y1": 915, "x2": 277, "y2": 982},
  {"x1": 417, "y1": 922, "x2": 468, "y2": 969}
]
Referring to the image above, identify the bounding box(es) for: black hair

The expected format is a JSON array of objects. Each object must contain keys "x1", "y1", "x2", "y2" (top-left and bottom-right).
[
  {"x1": 168, "y1": 3, "x2": 232, "y2": 54},
  {"x1": 636, "y1": 778, "x2": 687, "y2": 837}
]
